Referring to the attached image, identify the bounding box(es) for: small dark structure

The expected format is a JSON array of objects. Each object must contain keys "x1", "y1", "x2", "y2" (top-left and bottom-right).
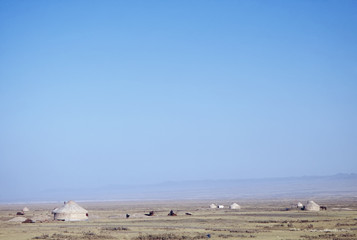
[
  {"x1": 16, "y1": 212, "x2": 24, "y2": 215},
  {"x1": 168, "y1": 210, "x2": 177, "y2": 216},
  {"x1": 22, "y1": 218, "x2": 34, "y2": 223},
  {"x1": 145, "y1": 211, "x2": 155, "y2": 216},
  {"x1": 320, "y1": 206, "x2": 327, "y2": 210},
  {"x1": 126, "y1": 214, "x2": 130, "y2": 218}
]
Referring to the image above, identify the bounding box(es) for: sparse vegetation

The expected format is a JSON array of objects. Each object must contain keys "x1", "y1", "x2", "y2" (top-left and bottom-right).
[
  {"x1": 134, "y1": 233, "x2": 207, "y2": 240},
  {"x1": 32, "y1": 232, "x2": 115, "y2": 240},
  {"x1": 300, "y1": 232, "x2": 356, "y2": 240},
  {"x1": 2, "y1": 199, "x2": 357, "y2": 240},
  {"x1": 102, "y1": 226, "x2": 129, "y2": 231},
  {"x1": 82, "y1": 231, "x2": 115, "y2": 239},
  {"x1": 32, "y1": 234, "x2": 49, "y2": 239}
]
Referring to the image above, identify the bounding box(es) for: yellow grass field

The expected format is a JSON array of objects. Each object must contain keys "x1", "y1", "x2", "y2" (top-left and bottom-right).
[{"x1": 1, "y1": 198, "x2": 356, "y2": 240}]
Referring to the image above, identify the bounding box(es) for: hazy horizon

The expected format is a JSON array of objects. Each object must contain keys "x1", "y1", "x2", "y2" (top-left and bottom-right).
[
  {"x1": 1, "y1": 173, "x2": 357, "y2": 203},
  {"x1": 1, "y1": 1, "x2": 356, "y2": 200}
]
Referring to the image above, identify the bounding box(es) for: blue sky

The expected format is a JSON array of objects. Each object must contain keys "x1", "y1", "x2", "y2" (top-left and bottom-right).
[{"x1": 1, "y1": 0, "x2": 356, "y2": 197}]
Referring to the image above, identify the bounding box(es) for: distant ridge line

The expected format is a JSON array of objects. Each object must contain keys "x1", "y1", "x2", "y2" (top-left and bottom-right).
[{"x1": 1, "y1": 173, "x2": 356, "y2": 203}]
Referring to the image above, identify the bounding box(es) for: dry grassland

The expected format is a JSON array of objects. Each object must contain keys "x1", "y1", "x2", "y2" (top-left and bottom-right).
[{"x1": 0, "y1": 198, "x2": 356, "y2": 240}]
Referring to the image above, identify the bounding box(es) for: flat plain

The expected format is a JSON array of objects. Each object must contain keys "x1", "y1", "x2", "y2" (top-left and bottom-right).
[{"x1": 1, "y1": 198, "x2": 356, "y2": 240}]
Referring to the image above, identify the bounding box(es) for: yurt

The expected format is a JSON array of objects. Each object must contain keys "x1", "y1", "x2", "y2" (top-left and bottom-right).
[
  {"x1": 22, "y1": 207, "x2": 30, "y2": 212},
  {"x1": 51, "y1": 208, "x2": 58, "y2": 214},
  {"x1": 210, "y1": 204, "x2": 217, "y2": 209},
  {"x1": 217, "y1": 205, "x2": 224, "y2": 209},
  {"x1": 53, "y1": 200, "x2": 88, "y2": 221},
  {"x1": 297, "y1": 202, "x2": 303, "y2": 208},
  {"x1": 229, "y1": 203, "x2": 241, "y2": 210},
  {"x1": 305, "y1": 200, "x2": 320, "y2": 211}
]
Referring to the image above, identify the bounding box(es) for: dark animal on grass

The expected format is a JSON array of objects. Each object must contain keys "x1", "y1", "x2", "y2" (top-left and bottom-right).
[
  {"x1": 185, "y1": 212, "x2": 192, "y2": 215},
  {"x1": 16, "y1": 212, "x2": 24, "y2": 215},
  {"x1": 168, "y1": 210, "x2": 177, "y2": 216},
  {"x1": 145, "y1": 211, "x2": 155, "y2": 216},
  {"x1": 126, "y1": 214, "x2": 130, "y2": 218},
  {"x1": 320, "y1": 206, "x2": 327, "y2": 210}
]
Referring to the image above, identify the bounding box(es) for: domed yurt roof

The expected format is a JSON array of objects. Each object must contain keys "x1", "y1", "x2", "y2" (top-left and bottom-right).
[
  {"x1": 53, "y1": 200, "x2": 87, "y2": 214},
  {"x1": 305, "y1": 200, "x2": 320, "y2": 211},
  {"x1": 53, "y1": 200, "x2": 88, "y2": 221},
  {"x1": 22, "y1": 207, "x2": 30, "y2": 212},
  {"x1": 210, "y1": 203, "x2": 217, "y2": 208},
  {"x1": 229, "y1": 203, "x2": 241, "y2": 209}
]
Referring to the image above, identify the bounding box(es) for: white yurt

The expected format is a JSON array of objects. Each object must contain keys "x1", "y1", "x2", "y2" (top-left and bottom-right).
[
  {"x1": 53, "y1": 200, "x2": 88, "y2": 221},
  {"x1": 210, "y1": 203, "x2": 217, "y2": 209},
  {"x1": 229, "y1": 203, "x2": 241, "y2": 210},
  {"x1": 22, "y1": 207, "x2": 30, "y2": 212},
  {"x1": 297, "y1": 202, "x2": 303, "y2": 208},
  {"x1": 305, "y1": 200, "x2": 320, "y2": 211},
  {"x1": 217, "y1": 205, "x2": 224, "y2": 209}
]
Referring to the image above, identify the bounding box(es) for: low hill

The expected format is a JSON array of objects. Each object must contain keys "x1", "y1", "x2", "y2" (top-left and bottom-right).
[{"x1": 2, "y1": 173, "x2": 357, "y2": 203}]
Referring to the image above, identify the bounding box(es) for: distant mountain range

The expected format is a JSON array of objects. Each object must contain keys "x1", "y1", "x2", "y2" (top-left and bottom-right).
[{"x1": 2, "y1": 173, "x2": 357, "y2": 203}]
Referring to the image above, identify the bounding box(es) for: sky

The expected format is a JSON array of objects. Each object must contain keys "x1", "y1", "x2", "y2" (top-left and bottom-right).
[{"x1": 1, "y1": 0, "x2": 357, "y2": 198}]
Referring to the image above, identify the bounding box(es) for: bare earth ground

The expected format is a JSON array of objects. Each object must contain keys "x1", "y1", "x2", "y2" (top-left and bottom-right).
[{"x1": 0, "y1": 198, "x2": 356, "y2": 240}]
